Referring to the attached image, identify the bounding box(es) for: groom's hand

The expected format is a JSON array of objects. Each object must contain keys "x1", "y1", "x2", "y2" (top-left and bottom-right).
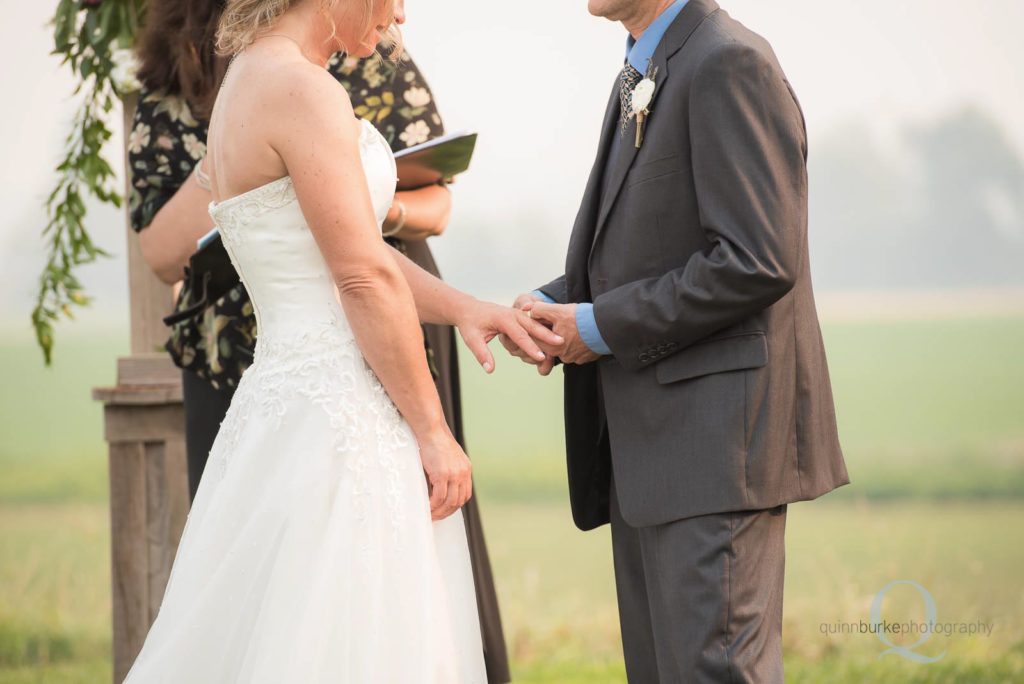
[
  {"x1": 500, "y1": 293, "x2": 558, "y2": 375},
  {"x1": 512, "y1": 292, "x2": 542, "y2": 311},
  {"x1": 526, "y1": 302, "x2": 601, "y2": 366}
]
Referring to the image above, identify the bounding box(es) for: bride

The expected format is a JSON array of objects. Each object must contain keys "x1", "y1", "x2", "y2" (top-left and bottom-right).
[{"x1": 122, "y1": 0, "x2": 561, "y2": 682}]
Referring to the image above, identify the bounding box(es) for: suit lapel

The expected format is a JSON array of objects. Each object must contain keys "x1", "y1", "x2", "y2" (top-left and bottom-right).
[
  {"x1": 592, "y1": 44, "x2": 668, "y2": 242},
  {"x1": 583, "y1": 83, "x2": 622, "y2": 229},
  {"x1": 589, "y1": 0, "x2": 720, "y2": 259},
  {"x1": 565, "y1": 82, "x2": 621, "y2": 300}
]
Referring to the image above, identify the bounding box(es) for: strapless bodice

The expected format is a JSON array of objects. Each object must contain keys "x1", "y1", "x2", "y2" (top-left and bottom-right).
[{"x1": 208, "y1": 120, "x2": 397, "y2": 353}]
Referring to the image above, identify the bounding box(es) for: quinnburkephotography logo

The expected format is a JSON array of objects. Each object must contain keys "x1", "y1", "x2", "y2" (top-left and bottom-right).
[{"x1": 820, "y1": 580, "x2": 995, "y2": 663}]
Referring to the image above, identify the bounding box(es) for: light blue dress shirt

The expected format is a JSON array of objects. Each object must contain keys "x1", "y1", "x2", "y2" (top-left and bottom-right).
[
  {"x1": 531, "y1": 290, "x2": 613, "y2": 356},
  {"x1": 533, "y1": 0, "x2": 690, "y2": 357},
  {"x1": 627, "y1": 0, "x2": 690, "y2": 76}
]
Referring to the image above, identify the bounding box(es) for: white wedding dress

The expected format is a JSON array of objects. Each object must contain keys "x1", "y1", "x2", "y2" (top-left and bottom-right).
[{"x1": 123, "y1": 120, "x2": 486, "y2": 683}]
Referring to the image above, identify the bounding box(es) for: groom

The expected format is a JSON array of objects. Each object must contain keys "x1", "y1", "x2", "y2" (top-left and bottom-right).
[{"x1": 504, "y1": 0, "x2": 849, "y2": 680}]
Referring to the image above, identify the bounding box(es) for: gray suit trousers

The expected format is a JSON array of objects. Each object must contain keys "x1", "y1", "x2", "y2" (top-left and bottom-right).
[{"x1": 609, "y1": 470, "x2": 787, "y2": 683}]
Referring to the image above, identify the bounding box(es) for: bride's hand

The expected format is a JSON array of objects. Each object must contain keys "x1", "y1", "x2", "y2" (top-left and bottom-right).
[
  {"x1": 455, "y1": 299, "x2": 564, "y2": 373},
  {"x1": 418, "y1": 428, "x2": 473, "y2": 521}
]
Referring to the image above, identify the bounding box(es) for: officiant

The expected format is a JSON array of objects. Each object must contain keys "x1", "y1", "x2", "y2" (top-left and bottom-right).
[{"x1": 127, "y1": 2, "x2": 509, "y2": 681}]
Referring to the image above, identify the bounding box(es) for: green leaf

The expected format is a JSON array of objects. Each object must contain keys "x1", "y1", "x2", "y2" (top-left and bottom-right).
[
  {"x1": 84, "y1": 8, "x2": 100, "y2": 43},
  {"x1": 52, "y1": 0, "x2": 76, "y2": 52},
  {"x1": 97, "y1": 2, "x2": 116, "y2": 46}
]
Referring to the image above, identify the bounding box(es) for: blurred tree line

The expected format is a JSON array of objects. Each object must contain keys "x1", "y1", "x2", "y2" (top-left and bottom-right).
[{"x1": 809, "y1": 107, "x2": 1024, "y2": 289}]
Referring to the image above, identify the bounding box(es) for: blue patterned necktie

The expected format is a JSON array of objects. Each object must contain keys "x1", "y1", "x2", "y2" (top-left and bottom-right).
[{"x1": 619, "y1": 63, "x2": 643, "y2": 133}]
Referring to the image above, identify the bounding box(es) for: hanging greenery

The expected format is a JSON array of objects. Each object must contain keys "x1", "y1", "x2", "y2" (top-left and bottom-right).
[{"x1": 34, "y1": 0, "x2": 146, "y2": 363}]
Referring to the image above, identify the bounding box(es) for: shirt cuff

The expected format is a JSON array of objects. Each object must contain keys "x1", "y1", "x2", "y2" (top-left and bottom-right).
[
  {"x1": 531, "y1": 289, "x2": 556, "y2": 304},
  {"x1": 575, "y1": 303, "x2": 611, "y2": 356}
]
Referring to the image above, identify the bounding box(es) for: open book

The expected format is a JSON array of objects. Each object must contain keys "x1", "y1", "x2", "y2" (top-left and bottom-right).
[{"x1": 395, "y1": 130, "x2": 478, "y2": 190}]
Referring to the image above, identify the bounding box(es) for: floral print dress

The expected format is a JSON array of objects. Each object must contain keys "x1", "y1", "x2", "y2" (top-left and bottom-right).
[{"x1": 128, "y1": 51, "x2": 445, "y2": 390}]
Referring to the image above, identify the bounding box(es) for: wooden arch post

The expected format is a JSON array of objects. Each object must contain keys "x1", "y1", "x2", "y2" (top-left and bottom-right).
[{"x1": 92, "y1": 93, "x2": 191, "y2": 683}]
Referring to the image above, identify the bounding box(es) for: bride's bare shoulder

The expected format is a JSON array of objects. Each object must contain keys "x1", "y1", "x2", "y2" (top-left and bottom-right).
[{"x1": 254, "y1": 55, "x2": 356, "y2": 130}]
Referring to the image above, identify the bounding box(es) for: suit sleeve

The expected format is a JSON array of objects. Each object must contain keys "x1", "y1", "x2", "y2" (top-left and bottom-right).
[
  {"x1": 591, "y1": 42, "x2": 808, "y2": 372},
  {"x1": 536, "y1": 275, "x2": 569, "y2": 305}
]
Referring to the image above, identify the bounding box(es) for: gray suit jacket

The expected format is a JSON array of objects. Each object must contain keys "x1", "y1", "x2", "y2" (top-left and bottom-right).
[{"x1": 540, "y1": 0, "x2": 849, "y2": 530}]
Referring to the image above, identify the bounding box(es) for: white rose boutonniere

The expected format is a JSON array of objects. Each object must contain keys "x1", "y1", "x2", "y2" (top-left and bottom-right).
[{"x1": 631, "y1": 63, "x2": 659, "y2": 149}]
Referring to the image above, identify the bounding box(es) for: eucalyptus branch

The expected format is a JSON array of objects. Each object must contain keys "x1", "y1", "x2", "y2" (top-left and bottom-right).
[{"x1": 34, "y1": 0, "x2": 145, "y2": 364}]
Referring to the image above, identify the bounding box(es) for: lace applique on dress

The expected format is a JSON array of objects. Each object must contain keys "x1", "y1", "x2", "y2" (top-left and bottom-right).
[
  {"x1": 206, "y1": 318, "x2": 415, "y2": 543},
  {"x1": 211, "y1": 176, "x2": 297, "y2": 242}
]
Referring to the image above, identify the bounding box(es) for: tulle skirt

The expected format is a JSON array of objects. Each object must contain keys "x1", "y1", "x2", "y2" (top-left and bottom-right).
[{"x1": 123, "y1": 340, "x2": 486, "y2": 683}]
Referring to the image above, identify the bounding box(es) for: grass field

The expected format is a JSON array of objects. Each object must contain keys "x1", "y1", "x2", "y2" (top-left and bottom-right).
[
  {"x1": 1, "y1": 315, "x2": 1023, "y2": 682},
  {"x1": 459, "y1": 316, "x2": 1024, "y2": 504}
]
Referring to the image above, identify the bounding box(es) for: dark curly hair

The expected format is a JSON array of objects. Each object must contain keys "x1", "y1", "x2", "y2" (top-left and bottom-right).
[{"x1": 134, "y1": 0, "x2": 229, "y2": 119}]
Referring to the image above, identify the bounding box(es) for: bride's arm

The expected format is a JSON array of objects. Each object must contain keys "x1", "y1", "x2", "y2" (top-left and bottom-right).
[
  {"x1": 387, "y1": 247, "x2": 564, "y2": 372},
  {"x1": 270, "y1": 66, "x2": 467, "y2": 519}
]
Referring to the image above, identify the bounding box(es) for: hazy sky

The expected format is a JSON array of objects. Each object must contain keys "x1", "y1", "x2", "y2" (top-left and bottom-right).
[{"x1": 2, "y1": 0, "x2": 1022, "y2": 319}]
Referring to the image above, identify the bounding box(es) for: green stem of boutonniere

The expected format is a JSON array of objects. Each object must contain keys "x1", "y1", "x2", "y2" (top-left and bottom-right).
[{"x1": 633, "y1": 64, "x2": 659, "y2": 149}]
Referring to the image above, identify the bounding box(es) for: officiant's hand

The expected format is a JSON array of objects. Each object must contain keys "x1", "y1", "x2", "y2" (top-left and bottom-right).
[
  {"x1": 525, "y1": 301, "x2": 602, "y2": 366},
  {"x1": 455, "y1": 299, "x2": 564, "y2": 374}
]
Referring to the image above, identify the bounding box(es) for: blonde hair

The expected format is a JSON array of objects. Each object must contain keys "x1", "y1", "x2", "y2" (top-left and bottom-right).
[{"x1": 216, "y1": 0, "x2": 402, "y2": 59}]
